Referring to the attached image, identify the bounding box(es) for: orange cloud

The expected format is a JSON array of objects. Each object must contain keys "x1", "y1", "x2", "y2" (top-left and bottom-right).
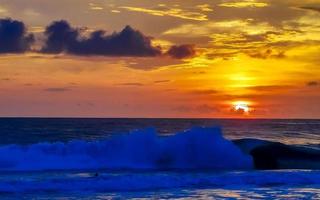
[
  {"x1": 120, "y1": 6, "x2": 209, "y2": 21},
  {"x1": 219, "y1": 0, "x2": 269, "y2": 8}
]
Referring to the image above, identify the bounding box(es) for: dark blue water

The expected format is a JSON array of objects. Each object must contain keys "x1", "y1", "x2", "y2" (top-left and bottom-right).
[{"x1": 0, "y1": 118, "x2": 320, "y2": 199}]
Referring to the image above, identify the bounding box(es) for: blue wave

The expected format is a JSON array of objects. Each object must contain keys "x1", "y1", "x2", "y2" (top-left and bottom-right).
[{"x1": 0, "y1": 127, "x2": 253, "y2": 171}]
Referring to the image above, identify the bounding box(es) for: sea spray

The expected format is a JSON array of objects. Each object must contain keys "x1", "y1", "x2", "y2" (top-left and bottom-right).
[{"x1": 0, "y1": 127, "x2": 253, "y2": 171}]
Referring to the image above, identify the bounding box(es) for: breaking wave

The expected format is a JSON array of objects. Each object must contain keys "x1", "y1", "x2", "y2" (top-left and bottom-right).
[{"x1": 0, "y1": 127, "x2": 253, "y2": 171}]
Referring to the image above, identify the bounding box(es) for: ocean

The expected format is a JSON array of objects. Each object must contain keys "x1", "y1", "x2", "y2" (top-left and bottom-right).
[{"x1": 0, "y1": 118, "x2": 320, "y2": 199}]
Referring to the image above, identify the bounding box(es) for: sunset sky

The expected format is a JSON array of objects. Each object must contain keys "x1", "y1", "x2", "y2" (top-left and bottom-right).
[{"x1": 0, "y1": 0, "x2": 320, "y2": 118}]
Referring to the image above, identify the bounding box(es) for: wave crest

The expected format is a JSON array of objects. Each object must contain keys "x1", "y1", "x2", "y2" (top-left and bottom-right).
[{"x1": 0, "y1": 127, "x2": 253, "y2": 171}]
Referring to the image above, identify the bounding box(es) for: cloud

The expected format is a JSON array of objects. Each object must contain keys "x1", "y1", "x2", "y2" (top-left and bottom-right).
[
  {"x1": 121, "y1": 57, "x2": 184, "y2": 70},
  {"x1": 246, "y1": 85, "x2": 295, "y2": 92},
  {"x1": 164, "y1": 18, "x2": 304, "y2": 60},
  {"x1": 230, "y1": 107, "x2": 247, "y2": 115},
  {"x1": 0, "y1": 19, "x2": 196, "y2": 60},
  {"x1": 190, "y1": 89, "x2": 219, "y2": 95},
  {"x1": 166, "y1": 44, "x2": 196, "y2": 59},
  {"x1": 154, "y1": 80, "x2": 171, "y2": 84},
  {"x1": 163, "y1": 19, "x2": 276, "y2": 38},
  {"x1": 116, "y1": 82, "x2": 145, "y2": 86},
  {"x1": 120, "y1": 6, "x2": 208, "y2": 21},
  {"x1": 299, "y1": 6, "x2": 320, "y2": 13},
  {"x1": 77, "y1": 102, "x2": 95, "y2": 107},
  {"x1": 306, "y1": 81, "x2": 319, "y2": 87},
  {"x1": 196, "y1": 4, "x2": 214, "y2": 12},
  {"x1": 41, "y1": 20, "x2": 162, "y2": 57},
  {"x1": 219, "y1": 0, "x2": 269, "y2": 8},
  {"x1": 0, "y1": 18, "x2": 34, "y2": 53},
  {"x1": 247, "y1": 49, "x2": 286, "y2": 59},
  {"x1": 29, "y1": 26, "x2": 45, "y2": 33},
  {"x1": 44, "y1": 87, "x2": 72, "y2": 92},
  {"x1": 173, "y1": 104, "x2": 219, "y2": 114},
  {"x1": 89, "y1": 3, "x2": 104, "y2": 11}
]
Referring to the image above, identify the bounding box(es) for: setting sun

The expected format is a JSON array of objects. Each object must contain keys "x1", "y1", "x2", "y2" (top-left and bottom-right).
[{"x1": 233, "y1": 101, "x2": 250, "y2": 114}]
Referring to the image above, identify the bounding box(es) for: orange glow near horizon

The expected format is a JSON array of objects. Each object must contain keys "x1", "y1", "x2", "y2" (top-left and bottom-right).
[{"x1": 0, "y1": 0, "x2": 320, "y2": 118}]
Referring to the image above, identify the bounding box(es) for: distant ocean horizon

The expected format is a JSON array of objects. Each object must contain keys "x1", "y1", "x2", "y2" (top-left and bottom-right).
[{"x1": 0, "y1": 117, "x2": 319, "y2": 143}]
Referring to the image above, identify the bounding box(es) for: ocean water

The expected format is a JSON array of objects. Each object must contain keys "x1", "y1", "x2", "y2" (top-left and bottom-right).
[{"x1": 0, "y1": 118, "x2": 320, "y2": 199}]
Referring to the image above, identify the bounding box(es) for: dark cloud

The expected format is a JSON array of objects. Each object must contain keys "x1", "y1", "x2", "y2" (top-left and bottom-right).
[
  {"x1": 299, "y1": 6, "x2": 320, "y2": 13},
  {"x1": 116, "y1": 82, "x2": 145, "y2": 86},
  {"x1": 306, "y1": 81, "x2": 319, "y2": 87},
  {"x1": 190, "y1": 89, "x2": 219, "y2": 95},
  {"x1": 192, "y1": 71, "x2": 206, "y2": 74},
  {"x1": 154, "y1": 80, "x2": 170, "y2": 83},
  {"x1": 247, "y1": 49, "x2": 286, "y2": 59},
  {"x1": 124, "y1": 57, "x2": 183, "y2": 70},
  {"x1": 0, "y1": 18, "x2": 196, "y2": 59},
  {"x1": 41, "y1": 20, "x2": 162, "y2": 57},
  {"x1": 166, "y1": 44, "x2": 196, "y2": 59},
  {"x1": 44, "y1": 87, "x2": 72, "y2": 92},
  {"x1": 0, "y1": 18, "x2": 34, "y2": 53},
  {"x1": 41, "y1": 20, "x2": 78, "y2": 54},
  {"x1": 246, "y1": 85, "x2": 294, "y2": 92},
  {"x1": 230, "y1": 107, "x2": 247, "y2": 115},
  {"x1": 173, "y1": 104, "x2": 219, "y2": 114}
]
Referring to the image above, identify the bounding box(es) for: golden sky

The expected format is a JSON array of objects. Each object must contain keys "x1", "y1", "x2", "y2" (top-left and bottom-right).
[{"x1": 0, "y1": 0, "x2": 320, "y2": 118}]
